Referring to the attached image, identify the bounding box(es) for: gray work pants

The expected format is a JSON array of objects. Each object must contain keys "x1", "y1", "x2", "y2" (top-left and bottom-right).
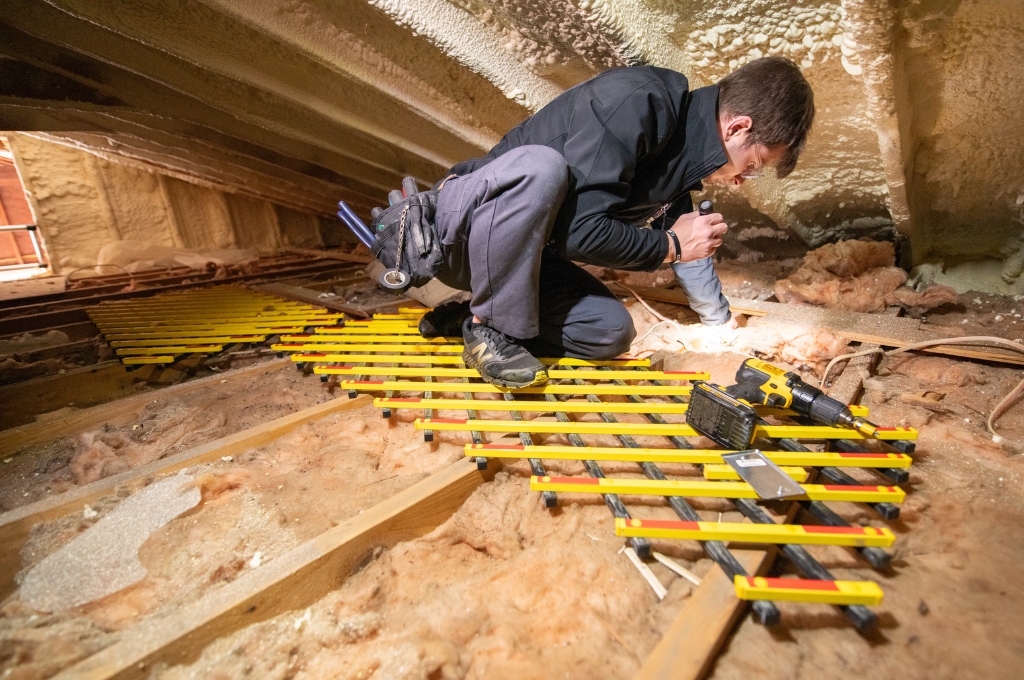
[{"x1": 434, "y1": 145, "x2": 636, "y2": 360}]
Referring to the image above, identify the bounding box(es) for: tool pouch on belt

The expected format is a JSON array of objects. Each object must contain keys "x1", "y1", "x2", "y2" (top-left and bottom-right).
[{"x1": 370, "y1": 177, "x2": 443, "y2": 288}]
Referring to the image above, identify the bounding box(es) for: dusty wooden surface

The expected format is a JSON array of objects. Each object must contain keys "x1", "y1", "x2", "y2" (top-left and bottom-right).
[
  {"x1": 283, "y1": 248, "x2": 372, "y2": 265},
  {"x1": 826, "y1": 307, "x2": 902, "y2": 404}
]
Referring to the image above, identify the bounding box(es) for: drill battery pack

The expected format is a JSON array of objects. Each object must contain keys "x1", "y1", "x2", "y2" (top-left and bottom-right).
[{"x1": 686, "y1": 381, "x2": 759, "y2": 449}]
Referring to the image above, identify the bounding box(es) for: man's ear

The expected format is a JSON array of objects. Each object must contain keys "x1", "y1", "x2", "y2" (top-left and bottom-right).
[{"x1": 723, "y1": 115, "x2": 753, "y2": 141}]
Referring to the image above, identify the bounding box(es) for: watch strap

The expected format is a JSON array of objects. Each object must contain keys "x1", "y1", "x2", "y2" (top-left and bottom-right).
[{"x1": 667, "y1": 229, "x2": 682, "y2": 264}]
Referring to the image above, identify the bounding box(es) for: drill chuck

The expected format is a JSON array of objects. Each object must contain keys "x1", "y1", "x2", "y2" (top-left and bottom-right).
[{"x1": 838, "y1": 414, "x2": 880, "y2": 438}]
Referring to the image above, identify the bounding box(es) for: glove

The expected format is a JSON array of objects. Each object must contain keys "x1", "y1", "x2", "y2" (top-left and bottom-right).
[{"x1": 370, "y1": 177, "x2": 443, "y2": 288}]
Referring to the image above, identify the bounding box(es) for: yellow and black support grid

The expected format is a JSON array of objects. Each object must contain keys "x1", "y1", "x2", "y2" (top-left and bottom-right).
[
  {"x1": 89, "y1": 285, "x2": 346, "y2": 369},
  {"x1": 273, "y1": 309, "x2": 917, "y2": 617}
]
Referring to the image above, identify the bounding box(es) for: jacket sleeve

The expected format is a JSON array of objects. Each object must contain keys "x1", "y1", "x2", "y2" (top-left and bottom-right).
[
  {"x1": 671, "y1": 257, "x2": 732, "y2": 326},
  {"x1": 561, "y1": 75, "x2": 680, "y2": 271}
]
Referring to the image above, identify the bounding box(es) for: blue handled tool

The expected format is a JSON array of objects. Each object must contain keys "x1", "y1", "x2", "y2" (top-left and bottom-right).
[{"x1": 336, "y1": 201, "x2": 376, "y2": 249}]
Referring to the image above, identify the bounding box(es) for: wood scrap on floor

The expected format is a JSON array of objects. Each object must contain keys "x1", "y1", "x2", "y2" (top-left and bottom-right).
[{"x1": 899, "y1": 391, "x2": 949, "y2": 413}]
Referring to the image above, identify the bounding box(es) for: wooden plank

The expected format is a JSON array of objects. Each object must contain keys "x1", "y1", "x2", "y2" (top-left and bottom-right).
[
  {"x1": 253, "y1": 282, "x2": 371, "y2": 318},
  {"x1": 0, "y1": 358, "x2": 290, "y2": 452},
  {"x1": 56, "y1": 457, "x2": 491, "y2": 680},
  {"x1": 0, "y1": 275, "x2": 68, "y2": 304},
  {"x1": 0, "y1": 361, "x2": 137, "y2": 430},
  {"x1": 612, "y1": 284, "x2": 1024, "y2": 367},
  {"x1": 0, "y1": 267, "x2": 190, "y2": 308},
  {"x1": 284, "y1": 247, "x2": 372, "y2": 264},
  {"x1": 0, "y1": 321, "x2": 96, "y2": 343},
  {"x1": 826, "y1": 306, "x2": 901, "y2": 404},
  {"x1": 633, "y1": 548, "x2": 775, "y2": 680},
  {"x1": 0, "y1": 393, "x2": 372, "y2": 601}
]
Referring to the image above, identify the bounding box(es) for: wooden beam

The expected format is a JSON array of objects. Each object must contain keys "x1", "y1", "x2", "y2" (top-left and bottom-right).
[
  {"x1": 633, "y1": 548, "x2": 775, "y2": 680},
  {"x1": 253, "y1": 282, "x2": 372, "y2": 319},
  {"x1": 0, "y1": 361, "x2": 137, "y2": 430},
  {"x1": 612, "y1": 284, "x2": 1024, "y2": 367},
  {"x1": 0, "y1": 358, "x2": 290, "y2": 452},
  {"x1": 0, "y1": 393, "x2": 372, "y2": 601},
  {"x1": 284, "y1": 248, "x2": 372, "y2": 265},
  {"x1": 56, "y1": 457, "x2": 492, "y2": 680},
  {"x1": 826, "y1": 307, "x2": 902, "y2": 404},
  {"x1": 0, "y1": 320, "x2": 95, "y2": 342}
]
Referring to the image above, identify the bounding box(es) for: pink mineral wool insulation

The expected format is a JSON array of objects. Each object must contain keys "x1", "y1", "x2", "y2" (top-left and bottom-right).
[{"x1": 776, "y1": 239, "x2": 958, "y2": 314}]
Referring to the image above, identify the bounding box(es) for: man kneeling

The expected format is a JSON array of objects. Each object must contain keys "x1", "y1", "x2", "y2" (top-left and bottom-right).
[{"x1": 415, "y1": 57, "x2": 814, "y2": 388}]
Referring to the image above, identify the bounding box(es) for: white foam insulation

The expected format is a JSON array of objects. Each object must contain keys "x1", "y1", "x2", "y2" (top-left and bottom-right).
[{"x1": 0, "y1": 0, "x2": 1021, "y2": 288}]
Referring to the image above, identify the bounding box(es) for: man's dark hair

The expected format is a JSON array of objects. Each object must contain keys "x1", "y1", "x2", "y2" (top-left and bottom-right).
[{"x1": 718, "y1": 57, "x2": 815, "y2": 178}]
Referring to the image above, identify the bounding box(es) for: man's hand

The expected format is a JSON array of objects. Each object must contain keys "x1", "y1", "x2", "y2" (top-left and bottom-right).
[
  {"x1": 664, "y1": 210, "x2": 727, "y2": 262},
  {"x1": 689, "y1": 314, "x2": 743, "y2": 351}
]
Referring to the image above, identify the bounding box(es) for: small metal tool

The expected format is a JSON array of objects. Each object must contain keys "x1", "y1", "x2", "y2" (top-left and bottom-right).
[{"x1": 722, "y1": 450, "x2": 804, "y2": 500}]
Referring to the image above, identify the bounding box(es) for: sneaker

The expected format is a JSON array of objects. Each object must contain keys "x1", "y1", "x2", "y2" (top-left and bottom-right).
[
  {"x1": 462, "y1": 318, "x2": 548, "y2": 388},
  {"x1": 418, "y1": 300, "x2": 472, "y2": 338}
]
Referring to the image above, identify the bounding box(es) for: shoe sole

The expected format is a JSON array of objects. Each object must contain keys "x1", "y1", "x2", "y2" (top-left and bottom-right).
[
  {"x1": 462, "y1": 350, "x2": 549, "y2": 389},
  {"x1": 485, "y1": 370, "x2": 549, "y2": 389}
]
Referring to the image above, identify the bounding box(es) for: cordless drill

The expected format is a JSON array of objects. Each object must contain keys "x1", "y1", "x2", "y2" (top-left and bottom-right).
[{"x1": 727, "y1": 358, "x2": 880, "y2": 436}]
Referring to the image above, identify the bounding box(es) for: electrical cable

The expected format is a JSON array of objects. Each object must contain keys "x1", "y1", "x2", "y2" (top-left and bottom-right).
[
  {"x1": 618, "y1": 283, "x2": 695, "y2": 352},
  {"x1": 822, "y1": 336, "x2": 1024, "y2": 440},
  {"x1": 621, "y1": 283, "x2": 1023, "y2": 439}
]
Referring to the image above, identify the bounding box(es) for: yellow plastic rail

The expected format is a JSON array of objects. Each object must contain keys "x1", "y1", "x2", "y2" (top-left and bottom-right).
[
  {"x1": 464, "y1": 444, "x2": 912, "y2": 468},
  {"x1": 529, "y1": 475, "x2": 906, "y2": 503},
  {"x1": 614, "y1": 517, "x2": 895, "y2": 547},
  {"x1": 734, "y1": 576, "x2": 884, "y2": 605},
  {"x1": 417, "y1": 418, "x2": 917, "y2": 441}
]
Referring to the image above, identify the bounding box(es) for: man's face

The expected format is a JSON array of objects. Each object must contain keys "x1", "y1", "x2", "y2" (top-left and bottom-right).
[{"x1": 704, "y1": 115, "x2": 781, "y2": 186}]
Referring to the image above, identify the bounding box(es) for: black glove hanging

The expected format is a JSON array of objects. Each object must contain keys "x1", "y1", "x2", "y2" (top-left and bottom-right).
[{"x1": 370, "y1": 177, "x2": 443, "y2": 292}]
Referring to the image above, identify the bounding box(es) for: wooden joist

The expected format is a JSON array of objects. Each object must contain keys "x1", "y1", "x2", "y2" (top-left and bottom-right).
[
  {"x1": 0, "y1": 361, "x2": 138, "y2": 430},
  {"x1": 0, "y1": 359, "x2": 291, "y2": 454},
  {"x1": 633, "y1": 548, "x2": 775, "y2": 680},
  {"x1": 283, "y1": 248, "x2": 372, "y2": 265},
  {"x1": 252, "y1": 282, "x2": 374, "y2": 318},
  {"x1": 56, "y1": 458, "x2": 493, "y2": 680}
]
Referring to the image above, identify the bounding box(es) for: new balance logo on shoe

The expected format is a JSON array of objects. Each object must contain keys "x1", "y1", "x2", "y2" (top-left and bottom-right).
[{"x1": 467, "y1": 341, "x2": 493, "y2": 364}]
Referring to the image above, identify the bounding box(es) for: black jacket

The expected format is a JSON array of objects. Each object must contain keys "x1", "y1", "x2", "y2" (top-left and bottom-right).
[{"x1": 451, "y1": 66, "x2": 728, "y2": 271}]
